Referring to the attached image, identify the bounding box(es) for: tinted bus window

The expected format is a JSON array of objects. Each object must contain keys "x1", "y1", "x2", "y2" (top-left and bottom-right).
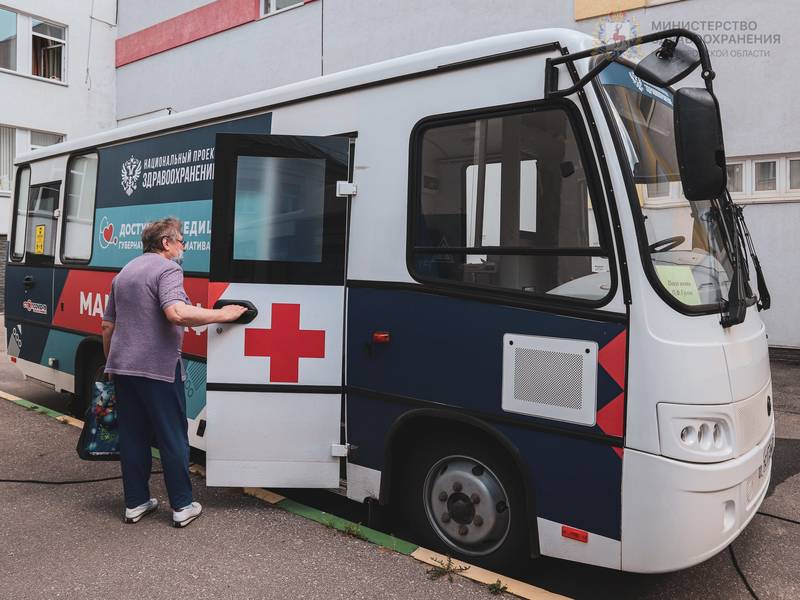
[
  {"x1": 63, "y1": 153, "x2": 98, "y2": 262},
  {"x1": 11, "y1": 167, "x2": 30, "y2": 260},
  {"x1": 25, "y1": 182, "x2": 60, "y2": 260}
]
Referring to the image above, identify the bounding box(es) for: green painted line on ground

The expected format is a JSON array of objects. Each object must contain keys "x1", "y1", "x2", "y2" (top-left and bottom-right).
[
  {"x1": 4, "y1": 393, "x2": 160, "y2": 460},
  {"x1": 277, "y1": 497, "x2": 419, "y2": 556},
  {"x1": 9, "y1": 396, "x2": 69, "y2": 420}
]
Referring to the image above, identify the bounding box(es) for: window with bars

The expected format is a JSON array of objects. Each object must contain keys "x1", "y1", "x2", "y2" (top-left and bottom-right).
[
  {"x1": 31, "y1": 18, "x2": 65, "y2": 81},
  {"x1": 30, "y1": 130, "x2": 64, "y2": 150},
  {"x1": 0, "y1": 126, "x2": 14, "y2": 192}
]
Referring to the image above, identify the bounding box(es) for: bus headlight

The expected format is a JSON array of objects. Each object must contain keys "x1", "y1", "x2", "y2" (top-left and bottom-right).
[{"x1": 657, "y1": 403, "x2": 735, "y2": 463}]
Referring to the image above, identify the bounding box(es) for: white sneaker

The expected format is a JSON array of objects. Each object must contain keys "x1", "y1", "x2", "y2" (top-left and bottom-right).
[
  {"x1": 124, "y1": 498, "x2": 158, "y2": 524},
  {"x1": 172, "y1": 501, "x2": 202, "y2": 528}
]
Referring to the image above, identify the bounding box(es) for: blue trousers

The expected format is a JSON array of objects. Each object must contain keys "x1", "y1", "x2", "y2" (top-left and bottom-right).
[{"x1": 115, "y1": 362, "x2": 193, "y2": 510}]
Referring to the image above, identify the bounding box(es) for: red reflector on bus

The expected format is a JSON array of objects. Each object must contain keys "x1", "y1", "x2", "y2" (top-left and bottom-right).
[
  {"x1": 562, "y1": 525, "x2": 588, "y2": 543},
  {"x1": 9, "y1": 356, "x2": 16, "y2": 363},
  {"x1": 372, "y1": 332, "x2": 391, "y2": 344}
]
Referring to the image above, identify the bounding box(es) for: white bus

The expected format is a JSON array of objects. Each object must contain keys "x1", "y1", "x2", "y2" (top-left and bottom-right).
[{"x1": 6, "y1": 28, "x2": 774, "y2": 573}]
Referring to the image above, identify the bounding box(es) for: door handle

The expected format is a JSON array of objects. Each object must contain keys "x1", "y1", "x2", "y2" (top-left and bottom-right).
[
  {"x1": 23, "y1": 275, "x2": 35, "y2": 289},
  {"x1": 213, "y1": 299, "x2": 258, "y2": 324}
]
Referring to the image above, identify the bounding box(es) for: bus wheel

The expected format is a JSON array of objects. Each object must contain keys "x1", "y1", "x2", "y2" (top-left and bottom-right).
[
  {"x1": 399, "y1": 437, "x2": 528, "y2": 570},
  {"x1": 71, "y1": 352, "x2": 105, "y2": 418}
]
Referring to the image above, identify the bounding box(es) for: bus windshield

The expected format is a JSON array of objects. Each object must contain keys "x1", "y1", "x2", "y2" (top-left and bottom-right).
[{"x1": 599, "y1": 61, "x2": 741, "y2": 309}]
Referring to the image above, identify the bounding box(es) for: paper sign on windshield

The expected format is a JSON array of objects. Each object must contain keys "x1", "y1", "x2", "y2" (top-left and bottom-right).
[{"x1": 655, "y1": 265, "x2": 701, "y2": 305}]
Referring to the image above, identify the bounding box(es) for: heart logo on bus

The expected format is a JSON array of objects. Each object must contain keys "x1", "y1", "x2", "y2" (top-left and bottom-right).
[{"x1": 98, "y1": 217, "x2": 119, "y2": 249}]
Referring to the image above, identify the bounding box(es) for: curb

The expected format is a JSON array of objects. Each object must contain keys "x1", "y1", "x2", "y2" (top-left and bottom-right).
[{"x1": 2, "y1": 389, "x2": 569, "y2": 600}]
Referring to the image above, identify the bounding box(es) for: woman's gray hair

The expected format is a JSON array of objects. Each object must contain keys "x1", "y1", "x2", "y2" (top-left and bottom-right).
[{"x1": 141, "y1": 217, "x2": 183, "y2": 254}]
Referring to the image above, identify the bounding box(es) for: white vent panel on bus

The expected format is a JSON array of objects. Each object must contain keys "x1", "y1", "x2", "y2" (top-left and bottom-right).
[{"x1": 501, "y1": 334, "x2": 598, "y2": 426}]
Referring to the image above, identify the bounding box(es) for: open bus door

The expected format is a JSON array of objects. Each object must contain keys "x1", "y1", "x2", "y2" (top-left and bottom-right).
[{"x1": 205, "y1": 134, "x2": 351, "y2": 488}]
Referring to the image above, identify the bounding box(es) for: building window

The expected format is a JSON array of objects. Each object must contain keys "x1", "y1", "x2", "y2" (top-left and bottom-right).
[
  {"x1": 63, "y1": 153, "x2": 98, "y2": 262},
  {"x1": 726, "y1": 163, "x2": 744, "y2": 194},
  {"x1": 0, "y1": 125, "x2": 14, "y2": 192},
  {"x1": 789, "y1": 159, "x2": 800, "y2": 192},
  {"x1": 31, "y1": 18, "x2": 65, "y2": 81},
  {"x1": 30, "y1": 130, "x2": 63, "y2": 150},
  {"x1": 263, "y1": 0, "x2": 304, "y2": 15},
  {"x1": 754, "y1": 160, "x2": 777, "y2": 192},
  {"x1": 0, "y1": 7, "x2": 16, "y2": 71},
  {"x1": 411, "y1": 106, "x2": 610, "y2": 303}
]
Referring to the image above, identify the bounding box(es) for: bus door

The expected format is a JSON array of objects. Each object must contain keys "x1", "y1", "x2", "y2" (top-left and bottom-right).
[
  {"x1": 6, "y1": 170, "x2": 59, "y2": 364},
  {"x1": 205, "y1": 134, "x2": 351, "y2": 488}
]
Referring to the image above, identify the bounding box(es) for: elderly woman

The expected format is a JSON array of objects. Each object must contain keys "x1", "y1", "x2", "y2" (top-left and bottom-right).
[{"x1": 101, "y1": 217, "x2": 245, "y2": 527}]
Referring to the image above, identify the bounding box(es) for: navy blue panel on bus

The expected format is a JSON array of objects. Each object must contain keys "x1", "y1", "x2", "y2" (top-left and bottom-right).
[
  {"x1": 96, "y1": 113, "x2": 272, "y2": 208},
  {"x1": 6, "y1": 265, "x2": 54, "y2": 326},
  {"x1": 5, "y1": 318, "x2": 49, "y2": 366},
  {"x1": 345, "y1": 286, "x2": 626, "y2": 541}
]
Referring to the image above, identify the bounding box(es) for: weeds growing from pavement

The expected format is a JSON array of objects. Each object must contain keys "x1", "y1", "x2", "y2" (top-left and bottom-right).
[
  {"x1": 426, "y1": 555, "x2": 469, "y2": 582},
  {"x1": 488, "y1": 579, "x2": 508, "y2": 595},
  {"x1": 343, "y1": 522, "x2": 369, "y2": 541}
]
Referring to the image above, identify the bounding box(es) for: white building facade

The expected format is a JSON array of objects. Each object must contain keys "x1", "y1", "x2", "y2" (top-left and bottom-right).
[
  {"x1": 0, "y1": 0, "x2": 116, "y2": 236},
  {"x1": 111, "y1": 0, "x2": 798, "y2": 347}
]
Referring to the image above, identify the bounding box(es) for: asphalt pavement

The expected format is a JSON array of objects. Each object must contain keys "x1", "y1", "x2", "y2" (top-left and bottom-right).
[
  {"x1": 0, "y1": 395, "x2": 509, "y2": 600},
  {"x1": 1, "y1": 338, "x2": 799, "y2": 599}
]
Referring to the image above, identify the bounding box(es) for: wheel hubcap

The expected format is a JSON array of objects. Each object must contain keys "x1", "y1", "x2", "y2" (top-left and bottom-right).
[{"x1": 423, "y1": 456, "x2": 511, "y2": 556}]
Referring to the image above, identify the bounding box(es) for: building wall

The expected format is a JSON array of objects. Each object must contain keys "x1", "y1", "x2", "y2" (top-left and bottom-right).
[
  {"x1": 0, "y1": 0, "x2": 117, "y2": 234},
  {"x1": 112, "y1": 0, "x2": 800, "y2": 346}
]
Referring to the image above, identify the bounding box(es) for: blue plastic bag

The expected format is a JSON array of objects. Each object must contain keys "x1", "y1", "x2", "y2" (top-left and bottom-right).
[{"x1": 76, "y1": 380, "x2": 120, "y2": 461}]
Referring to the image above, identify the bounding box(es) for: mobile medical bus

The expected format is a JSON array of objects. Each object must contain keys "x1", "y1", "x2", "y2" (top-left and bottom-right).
[{"x1": 6, "y1": 28, "x2": 774, "y2": 573}]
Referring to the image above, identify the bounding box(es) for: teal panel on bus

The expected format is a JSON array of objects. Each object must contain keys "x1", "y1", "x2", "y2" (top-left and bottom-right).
[
  {"x1": 183, "y1": 358, "x2": 206, "y2": 420},
  {"x1": 90, "y1": 199, "x2": 212, "y2": 272},
  {"x1": 40, "y1": 329, "x2": 83, "y2": 375}
]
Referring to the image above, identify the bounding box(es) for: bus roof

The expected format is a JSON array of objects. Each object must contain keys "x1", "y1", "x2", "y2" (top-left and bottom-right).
[{"x1": 16, "y1": 28, "x2": 595, "y2": 165}]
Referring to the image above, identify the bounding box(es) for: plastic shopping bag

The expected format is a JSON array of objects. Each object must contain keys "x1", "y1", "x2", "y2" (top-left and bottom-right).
[{"x1": 76, "y1": 380, "x2": 120, "y2": 461}]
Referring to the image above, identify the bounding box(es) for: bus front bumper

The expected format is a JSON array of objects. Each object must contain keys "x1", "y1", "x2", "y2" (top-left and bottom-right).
[{"x1": 620, "y1": 422, "x2": 774, "y2": 573}]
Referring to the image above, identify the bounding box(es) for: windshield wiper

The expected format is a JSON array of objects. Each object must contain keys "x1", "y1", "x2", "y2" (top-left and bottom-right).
[
  {"x1": 717, "y1": 190, "x2": 770, "y2": 327},
  {"x1": 731, "y1": 196, "x2": 771, "y2": 311}
]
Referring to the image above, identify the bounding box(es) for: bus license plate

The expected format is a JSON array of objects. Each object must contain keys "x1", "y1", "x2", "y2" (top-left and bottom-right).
[{"x1": 759, "y1": 433, "x2": 775, "y2": 480}]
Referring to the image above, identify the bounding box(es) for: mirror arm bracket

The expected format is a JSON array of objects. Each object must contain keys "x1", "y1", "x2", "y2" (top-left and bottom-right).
[{"x1": 544, "y1": 28, "x2": 715, "y2": 99}]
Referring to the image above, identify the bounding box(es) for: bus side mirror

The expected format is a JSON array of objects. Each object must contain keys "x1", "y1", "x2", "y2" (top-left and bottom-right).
[
  {"x1": 673, "y1": 87, "x2": 727, "y2": 201},
  {"x1": 634, "y1": 39, "x2": 700, "y2": 87}
]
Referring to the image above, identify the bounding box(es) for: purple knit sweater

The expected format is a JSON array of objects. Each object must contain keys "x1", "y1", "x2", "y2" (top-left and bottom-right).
[{"x1": 103, "y1": 253, "x2": 190, "y2": 382}]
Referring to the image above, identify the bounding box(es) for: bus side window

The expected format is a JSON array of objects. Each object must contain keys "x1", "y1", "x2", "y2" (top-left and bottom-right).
[
  {"x1": 62, "y1": 152, "x2": 99, "y2": 263},
  {"x1": 10, "y1": 166, "x2": 31, "y2": 261},
  {"x1": 25, "y1": 182, "x2": 60, "y2": 261},
  {"x1": 412, "y1": 106, "x2": 611, "y2": 303}
]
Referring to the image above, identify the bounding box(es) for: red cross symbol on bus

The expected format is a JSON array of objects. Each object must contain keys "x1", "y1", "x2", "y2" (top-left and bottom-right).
[{"x1": 244, "y1": 303, "x2": 326, "y2": 383}]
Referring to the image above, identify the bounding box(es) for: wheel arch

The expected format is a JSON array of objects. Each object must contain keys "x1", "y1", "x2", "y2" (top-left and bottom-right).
[
  {"x1": 74, "y1": 335, "x2": 103, "y2": 399},
  {"x1": 380, "y1": 408, "x2": 540, "y2": 558}
]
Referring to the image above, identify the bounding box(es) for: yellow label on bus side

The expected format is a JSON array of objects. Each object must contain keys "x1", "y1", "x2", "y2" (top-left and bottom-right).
[
  {"x1": 34, "y1": 225, "x2": 46, "y2": 255},
  {"x1": 655, "y1": 265, "x2": 701, "y2": 305}
]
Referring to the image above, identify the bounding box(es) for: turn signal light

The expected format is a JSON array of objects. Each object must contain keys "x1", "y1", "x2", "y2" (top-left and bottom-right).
[{"x1": 372, "y1": 332, "x2": 391, "y2": 344}]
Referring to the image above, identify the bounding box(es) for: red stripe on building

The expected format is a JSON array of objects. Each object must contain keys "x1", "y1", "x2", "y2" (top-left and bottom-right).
[{"x1": 116, "y1": 0, "x2": 262, "y2": 67}]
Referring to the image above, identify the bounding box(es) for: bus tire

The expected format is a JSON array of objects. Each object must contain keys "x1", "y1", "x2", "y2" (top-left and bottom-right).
[
  {"x1": 397, "y1": 434, "x2": 528, "y2": 571},
  {"x1": 72, "y1": 351, "x2": 105, "y2": 419}
]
